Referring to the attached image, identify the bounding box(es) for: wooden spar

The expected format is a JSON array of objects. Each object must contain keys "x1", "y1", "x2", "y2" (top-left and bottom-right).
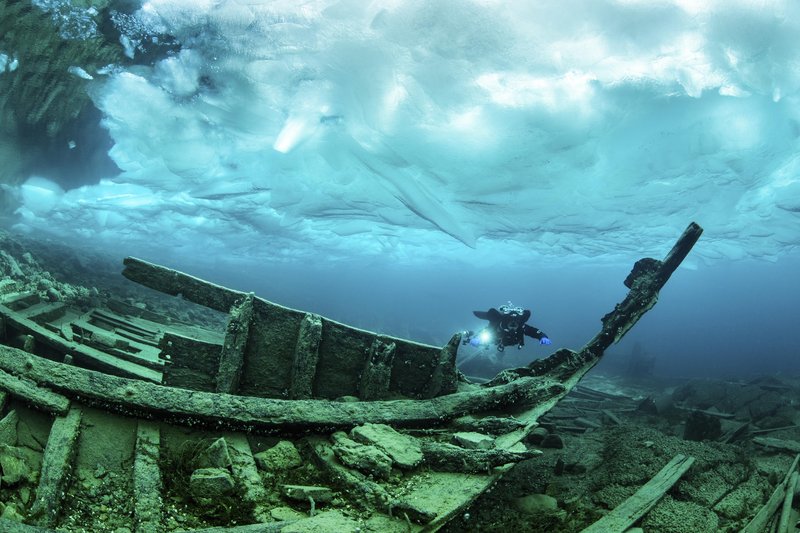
[
  {"x1": 121, "y1": 258, "x2": 242, "y2": 313},
  {"x1": 580, "y1": 454, "x2": 696, "y2": 533},
  {"x1": 0, "y1": 223, "x2": 703, "y2": 438},
  {"x1": 528, "y1": 221, "x2": 703, "y2": 383},
  {"x1": 491, "y1": 222, "x2": 703, "y2": 449}
]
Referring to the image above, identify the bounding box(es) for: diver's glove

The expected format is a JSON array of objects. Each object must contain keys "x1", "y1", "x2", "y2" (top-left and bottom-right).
[
  {"x1": 540, "y1": 337, "x2": 552, "y2": 345},
  {"x1": 469, "y1": 336, "x2": 482, "y2": 347}
]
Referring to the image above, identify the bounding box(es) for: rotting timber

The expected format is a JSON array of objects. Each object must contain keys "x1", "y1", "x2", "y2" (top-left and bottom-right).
[{"x1": 0, "y1": 222, "x2": 703, "y2": 532}]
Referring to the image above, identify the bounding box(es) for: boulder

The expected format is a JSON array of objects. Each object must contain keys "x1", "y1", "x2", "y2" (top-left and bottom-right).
[
  {"x1": 351, "y1": 423, "x2": 422, "y2": 469},
  {"x1": 0, "y1": 410, "x2": 18, "y2": 447},
  {"x1": 254, "y1": 440, "x2": 303, "y2": 471},
  {"x1": 684, "y1": 411, "x2": 721, "y2": 441},
  {"x1": 452, "y1": 432, "x2": 494, "y2": 450},
  {"x1": 196, "y1": 437, "x2": 232, "y2": 470},
  {"x1": 0, "y1": 445, "x2": 34, "y2": 485},
  {"x1": 189, "y1": 467, "x2": 235, "y2": 500},
  {"x1": 331, "y1": 432, "x2": 392, "y2": 479}
]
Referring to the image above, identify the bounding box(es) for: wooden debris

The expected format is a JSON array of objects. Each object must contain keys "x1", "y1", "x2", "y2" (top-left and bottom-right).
[
  {"x1": 718, "y1": 420, "x2": 749, "y2": 444},
  {"x1": 0, "y1": 368, "x2": 70, "y2": 415},
  {"x1": 580, "y1": 454, "x2": 695, "y2": 533},
  {"x1": 0, "y1": 303, "x2": 161, "y2": 382},
  {"x1": 30, "y1": 407, "x2": 83, "y2": 528},
  {"x1": 675, "y1": 406, "x2": 735, "y2": 419},
  {"x1": 750, "y1": 425, "x2": 799, "y2": 436},
  {"x1": 777, "y1": 470, "x2": 798, "y2": 533},
  {"x1": 741, "y1": 454, "x2": 800, "y2": 533},
  {"x1": 574, "y1": 417, "x2": 602, "y2": 430},
  {"x1": 572, "y1": 385, "x2": 629, "y2": 401},
  {"x1": 753, "y1": 436, "x2": 800, "y2": 453},
  {"x1": 452, "y1": 415, "x2": 525, "y2": 435},
  {"x1": 421, "y1": 441, "x2": 540, "y2": 473},
  {"x1": 188, "y1": 522, "x2": 290, "y2": 533},
  {"x1": 133, "y1": 421, "x2": 162, "y2": 533},
  {"x1": 307, "y1": 437, "x2": 404, "y2": 517},
  {"x1": 601, "y1": 409, "x2": 623, "y2": 425}
]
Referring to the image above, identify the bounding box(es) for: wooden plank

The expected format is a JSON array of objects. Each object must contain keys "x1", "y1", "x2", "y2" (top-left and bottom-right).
[
  {"x1": 288, "y1": 313, "x2": 322, "y2": 399},
  {"x1": 18, "y1": 302, "x2": 66, "y2": 323},
  {"x1": 91, "y1": 308, "x2": 161, "y2": 339},
  {"x1": 676, "y1": 406, "x2": 735, "y2": 419},
  {"x1": 719, "y1": 421, "x2": 749, "y2": 443},
  {"x1": 69, "y1": 319, "x2": 164, "y2": 370},
  {"x1": 580, "y1": 454, "x2": 695, "y2": 533},
  {"x1": 0, "y1": 303, "x2": 161, "y2": 382},
  {"x1": 133, "y1": 421, "x2": 162, "y2": 533},
  {"x1": 741, "y1": 454, "x2": 799, "y2": 533},
  {"x1": 216, "y1": 294, "x2": 254, "y2": 394},
  {"x1": 778, "y1": 471, "x2": 798, "y2": 533},
  {"x1": 602, "y1": 409, "x2": 623, "y2": 425},
  {"x1": 30, "y1": 406, "x2": 83, "y2": 528},
  {"x1": 0, "y1": 368, "x2": 70, "y2": 415},
  {"x1": 754, "y1": 437, "x2": 800, "y2": 453},
  {"x1": 160, "y1": 331, "x2": 221, "y2": 391}
]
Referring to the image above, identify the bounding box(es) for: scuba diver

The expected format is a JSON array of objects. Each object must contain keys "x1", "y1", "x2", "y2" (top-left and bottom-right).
[{"x1": 462, "y1": 302, "x2": 551, "y2": 354}]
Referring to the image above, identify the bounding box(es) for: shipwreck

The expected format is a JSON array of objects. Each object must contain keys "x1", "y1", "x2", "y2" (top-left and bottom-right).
[{"x1": 0, "y1": 222, "x2": 723, "y2": 532}]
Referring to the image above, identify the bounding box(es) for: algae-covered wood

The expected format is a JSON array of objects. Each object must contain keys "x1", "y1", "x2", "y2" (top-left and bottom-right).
[{"x1": 123, "y1": 257, "x2": 459, "y2": 400}]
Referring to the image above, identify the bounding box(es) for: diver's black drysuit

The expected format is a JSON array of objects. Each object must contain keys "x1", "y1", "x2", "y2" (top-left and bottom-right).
[{"x1": 472, "y1": 307, "x2": 548, "y2": 351}]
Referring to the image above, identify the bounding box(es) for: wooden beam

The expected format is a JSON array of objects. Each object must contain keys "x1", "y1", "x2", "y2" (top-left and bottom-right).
[
  {"x1": 580, "y1": 454, "x2": 695, "y2": 533},
  {"x1": 216, "y1": 294, "x2": 254, "y2": 394},
  {"x1": 122, "y1": 257, "x2": 247, "y2": 313},
  {"x1": 0, "y1": 344, "x2": 564, "y2": 433},
  {"x1": 778, "y1": 471, "x2": 798, "y2": 533},
  {"x1": 359, "y1": 338, "x2": 396, "y2": 400},
  {"x1": 289, "y1": 313, "x2": 322, "y2": 399},
  {"x1": 0, "y1": 368, "x2": 70, "y2": 415},
  {"x1": 30, "y1": 407, "x2": 83, "y2": 528},
  {"x1": 753, "y1": 436, "x2": 800, "y2": 453},
  {"x1": 494, "y1": 223, "x2": 703, "y2": 450},
  {"x1": 421, "y1": 333, "x2": 460, "y2": 399},
  {"x1": 133, "y1": 421, "x2": 162, "y2": 533}
]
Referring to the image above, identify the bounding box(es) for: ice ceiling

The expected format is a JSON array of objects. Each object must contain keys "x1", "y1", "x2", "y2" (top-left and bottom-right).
[{"x1": 7, "y1": 0, "x2": 800, "y2": 267}]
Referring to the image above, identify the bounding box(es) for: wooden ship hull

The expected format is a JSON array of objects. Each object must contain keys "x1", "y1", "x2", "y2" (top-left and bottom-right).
[{"x1": 0, "y1": 223, "x2": 706, "y2": 532}]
